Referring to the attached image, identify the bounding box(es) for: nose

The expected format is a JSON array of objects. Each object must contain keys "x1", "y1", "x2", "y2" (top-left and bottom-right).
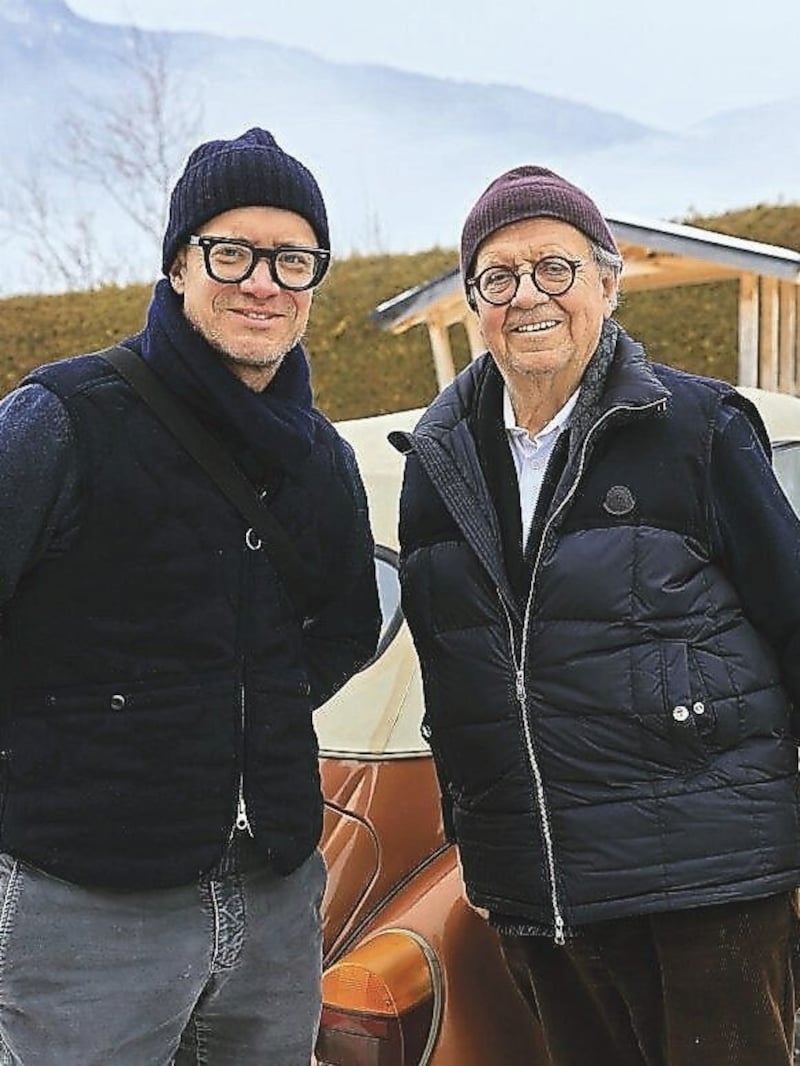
[
  {"x1": 239, "y1": 258, "x2": 281, "y2": 297},
  {"x1": 512, "y1": 272, "x2": 548, "y2": 306}
]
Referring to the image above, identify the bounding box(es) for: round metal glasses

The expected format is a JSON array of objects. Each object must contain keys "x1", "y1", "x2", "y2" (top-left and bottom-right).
[
  {"x1": 468, "y1": 255, "x2": 582, "y2": 306},
  {"x1": 188, "y1": 235, "x2": 330, "y2": 290}
]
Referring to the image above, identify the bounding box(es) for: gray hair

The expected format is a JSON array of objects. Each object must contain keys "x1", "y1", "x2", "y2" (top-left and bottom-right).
[{"x1": 591, "y1": 240, "x2": 623, "y2": 311}]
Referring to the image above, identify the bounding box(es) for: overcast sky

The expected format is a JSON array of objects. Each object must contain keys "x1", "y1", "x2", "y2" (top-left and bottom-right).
[{"x1": 66, "y1": 0, "x2": 800, "y2": 131}]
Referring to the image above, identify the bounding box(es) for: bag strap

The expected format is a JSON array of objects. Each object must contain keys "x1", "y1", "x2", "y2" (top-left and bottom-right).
[{"x1": 100, "y1": 344, "x2": 313, "y2": 609}]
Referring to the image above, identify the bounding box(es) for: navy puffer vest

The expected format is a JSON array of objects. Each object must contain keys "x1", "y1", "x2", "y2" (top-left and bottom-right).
[
  {"x1": 0, "y1": 354, "x2": 364, "y2": 889},
  {"x1": 395, "y1": 334, "x2": 800, "y2": 936}
]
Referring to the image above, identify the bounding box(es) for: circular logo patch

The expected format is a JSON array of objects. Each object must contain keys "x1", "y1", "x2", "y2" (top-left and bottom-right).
[{"x1": 603, "y1": 485, "x2": 636, "y2": 516}]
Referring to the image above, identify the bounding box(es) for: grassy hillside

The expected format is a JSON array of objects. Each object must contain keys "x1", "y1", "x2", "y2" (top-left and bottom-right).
[{"x1": 1, "y1": 204, "x2": 798, "y2": 421}]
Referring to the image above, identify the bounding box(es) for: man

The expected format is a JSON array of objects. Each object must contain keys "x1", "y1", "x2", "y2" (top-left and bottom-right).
[
  {"x1": 0, "y1": 128, "x2": 380, "y2": 1064},
  {"x1": 391, "y1": 165, "x2": 800, "y2": 1065}
]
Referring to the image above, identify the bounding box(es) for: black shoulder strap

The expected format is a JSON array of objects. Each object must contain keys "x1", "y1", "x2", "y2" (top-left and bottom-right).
[{"x1": 100, "y1": 344, "x2": 312, "y2": 609}]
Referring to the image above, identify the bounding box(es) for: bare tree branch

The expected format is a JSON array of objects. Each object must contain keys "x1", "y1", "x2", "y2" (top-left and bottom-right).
[
  {"x1": 63, "y1": 28, "x2": 202, "y2": 251},
  {"x1": 0, "y1": 170, "x2": 118, "y2": 292},
  {"x1": 2, "y1": 28, "x2": 202, "y2": 293}
]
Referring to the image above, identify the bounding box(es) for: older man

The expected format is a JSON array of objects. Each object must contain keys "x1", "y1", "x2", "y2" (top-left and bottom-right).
[
  {"x1": 391, "y1": 166, "x2": 800, "y2": 1065},
  {"x1": 0, "y1": 128, "x2": 380, "y2": 1064}
]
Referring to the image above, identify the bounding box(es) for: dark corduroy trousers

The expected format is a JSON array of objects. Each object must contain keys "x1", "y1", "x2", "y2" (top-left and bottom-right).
[{"x1": 500, "y1": 892, "x2": 800, "y2": 1066}]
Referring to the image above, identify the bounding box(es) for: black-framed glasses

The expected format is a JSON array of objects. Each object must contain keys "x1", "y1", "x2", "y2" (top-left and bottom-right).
[
  {"x1": 188, "y1": 235, "x2": 330, "y2": 290},
  {"x1": 468, "y1": 255, "x2": 583, "y2": 306}
]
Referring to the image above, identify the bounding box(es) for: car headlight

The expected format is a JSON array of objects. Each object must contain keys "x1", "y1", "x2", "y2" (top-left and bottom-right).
[{"x1": 316, "y1": 928, "x2": 443, "y2": 1066}]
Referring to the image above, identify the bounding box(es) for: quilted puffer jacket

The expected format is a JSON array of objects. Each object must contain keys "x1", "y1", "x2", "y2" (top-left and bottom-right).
[{"x1": 392, "y1": 327, "x2": 800, "y2": 941}]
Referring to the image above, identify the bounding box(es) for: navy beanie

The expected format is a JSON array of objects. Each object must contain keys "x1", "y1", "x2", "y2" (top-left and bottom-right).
[
  {"x1": 460, "y1": 165, "x2": 618, "y2": 287},
  {"x1": 162, "y1": 128, "x2": 329, "y2": 274}
]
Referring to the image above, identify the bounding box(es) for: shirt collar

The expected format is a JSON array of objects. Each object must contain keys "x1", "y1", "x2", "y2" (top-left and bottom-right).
[{"x1": 503, "y1": 385, "x2": 580, "y2": 443}]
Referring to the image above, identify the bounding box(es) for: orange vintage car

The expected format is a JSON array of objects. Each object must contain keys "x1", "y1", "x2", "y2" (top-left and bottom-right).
[{"x1": 314, "y1": 389, "x2": 800, "y2": 1066}]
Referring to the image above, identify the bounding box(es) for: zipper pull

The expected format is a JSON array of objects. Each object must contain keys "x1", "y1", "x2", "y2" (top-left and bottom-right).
[
  {"x1": 554, "y1": 915, "x2": 566, "y2": 946},
  {"x1": 515, "y1": 669, "x2": 526, "y2": 704},
  {"x1": 235, "y1": 792, "x2": 252, "y2": 835}
]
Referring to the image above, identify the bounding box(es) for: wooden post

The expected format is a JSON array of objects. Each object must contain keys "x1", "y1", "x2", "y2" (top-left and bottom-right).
[
  {"x1": 779, "y1": 281, "x2": 798, "y2": 394},
  {"x1": 463, "y1": 314, "x2": 484, "y2": 360},
  {"x1": 759, "y1": 277, "x2": 780, "y2": 391},
  {"x1": 738, "y1": 273, "x2": 759, "y2": 387},
  {"x1": 428, "y1": 320, "x2": 456, "y2": 391}
]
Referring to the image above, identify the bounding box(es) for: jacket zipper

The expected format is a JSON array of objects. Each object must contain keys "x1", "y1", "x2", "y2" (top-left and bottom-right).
[
  {"x1": 506, "y1": 398, "x2": 666, "y2": 945},
  {"x1": 232, "y1": 488, "x2": 274, "y2": 843},
  {"x1": 229, "y1": 678, "x2": 253, "y2": 840},
  {"x1": 502, "y1": 595, "x2": 566, "y2": 945}
]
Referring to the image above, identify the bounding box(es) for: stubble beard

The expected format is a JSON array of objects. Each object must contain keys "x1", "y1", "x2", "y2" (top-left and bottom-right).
[{"x1": 185, "y1": 307, "x2": 305, "y2": 377}]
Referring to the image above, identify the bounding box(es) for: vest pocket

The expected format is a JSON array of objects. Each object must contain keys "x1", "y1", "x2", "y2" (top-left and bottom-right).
[{"x1": 637, "y1": 641, "x2": 711, "y2": 775}]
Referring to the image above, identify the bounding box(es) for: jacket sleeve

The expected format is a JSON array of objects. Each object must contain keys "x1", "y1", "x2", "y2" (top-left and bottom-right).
[
  {"x1": 303, "y1": 442, "x2": 381, "y2": 709},
  {"x1": 397, "y1": 452, "x2": 457, "y2": 839},
  {"x1": 709, "y1": 398, "x2": 800, "y2": 710},
  {"x1": 0, "y1": 384, "x2": 81, "y2": 606}
]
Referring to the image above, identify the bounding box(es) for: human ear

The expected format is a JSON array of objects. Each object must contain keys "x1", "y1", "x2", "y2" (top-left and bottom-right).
[
  {"x1": 169, "y1": 251, "x2": 187, "y2": 295},
  {"x1": 601, "y1": 272, "x2": 620, "y2": 317}
]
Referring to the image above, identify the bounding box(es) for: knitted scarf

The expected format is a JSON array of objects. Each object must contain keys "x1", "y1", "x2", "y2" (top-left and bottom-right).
[{"x1": 123, "y1": 278, "x2": 315, "y2": 479}]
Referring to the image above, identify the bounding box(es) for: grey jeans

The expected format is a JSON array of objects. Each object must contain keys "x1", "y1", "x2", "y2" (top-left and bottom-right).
[{"x1": 0, "y1": 837, "x2": 326, "y2": 1065}]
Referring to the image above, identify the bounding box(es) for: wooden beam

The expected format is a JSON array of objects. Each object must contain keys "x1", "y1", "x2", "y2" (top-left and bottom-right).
[
  {"x1": 759, "y1": 277, "x2": 780, "y2": 390},
  {"x1": 738, "y1": 273, "x2": 759, "y2": 387},
  {"x1": 622, "y1": 257, "x2": 738, "y2": 290}
]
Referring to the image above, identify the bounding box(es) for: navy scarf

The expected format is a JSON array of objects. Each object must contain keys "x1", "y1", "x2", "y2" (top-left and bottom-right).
[{"x1": 124, "y1": 279, "x2": 316, "y2": 478}]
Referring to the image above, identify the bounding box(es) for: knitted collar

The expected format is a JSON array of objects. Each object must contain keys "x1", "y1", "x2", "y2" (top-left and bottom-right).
[
  {"x1": 125, "y1": 278, "x2": 315, "y2": 476},
  {"x1": 566, "y1": 317, "x2": 620, "y2": 450}
]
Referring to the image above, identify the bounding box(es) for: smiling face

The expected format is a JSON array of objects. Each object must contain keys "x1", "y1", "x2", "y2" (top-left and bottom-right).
[
  {"x1": 169, "y1": 205, "x2": 318, "y2": 391},
  {"x1": 472, "y1": 217, "x2": 618, "y2": 409}
]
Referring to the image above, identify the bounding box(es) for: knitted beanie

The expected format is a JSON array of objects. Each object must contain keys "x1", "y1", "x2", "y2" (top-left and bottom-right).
[
  {"x1": 162, "y1": 128, "x2": 329, "y2": 274},
  {"x1": 460, "y1": 165, "x2": 618, "y2": 286}
]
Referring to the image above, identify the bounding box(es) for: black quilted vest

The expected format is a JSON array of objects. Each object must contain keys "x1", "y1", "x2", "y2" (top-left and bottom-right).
[{"x1": 0, "y1": 354, "x2": 352, "y2": 888}]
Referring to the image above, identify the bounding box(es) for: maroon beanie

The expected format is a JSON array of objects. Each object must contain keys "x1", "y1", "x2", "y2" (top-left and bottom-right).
[
  {"x1": 162, "y1": 128, "x2": 329, "y2": 274},
  {"x1": 460, "y1": 165, "x2": 618, "y2": 286}
]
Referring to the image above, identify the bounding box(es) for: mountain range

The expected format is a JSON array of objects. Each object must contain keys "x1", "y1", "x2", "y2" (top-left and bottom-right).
[{"x1": 1, "y1": 0, "x2": 799, "y2": 296}]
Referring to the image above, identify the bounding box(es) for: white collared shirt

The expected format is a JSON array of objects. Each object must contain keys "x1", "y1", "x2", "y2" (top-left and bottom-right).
[{"x1": 503, "y1": 387, "x2": 579, "y2": 546}]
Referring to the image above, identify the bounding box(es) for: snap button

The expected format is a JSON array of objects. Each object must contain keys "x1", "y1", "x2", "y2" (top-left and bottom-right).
[
  {"x1": 245, "y1": 528, "x2": 262, "y2": 551},
  {"x1": 692, "y1": 701, "x2": 706, "y2": 715},
  {"x1": 672, "y1": 705, "x2": 690, "y2": 722},
  {"x1": 110, "y1": 694, "x2": 126, "y2": 711}
]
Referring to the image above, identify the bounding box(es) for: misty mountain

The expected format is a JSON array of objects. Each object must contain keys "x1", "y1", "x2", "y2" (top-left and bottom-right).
[{"x1": 1, "y1": 0, "x2": 799, "y2": 297}]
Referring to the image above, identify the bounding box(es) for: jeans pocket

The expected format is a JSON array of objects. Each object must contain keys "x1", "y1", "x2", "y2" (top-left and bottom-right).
[
  {"x1": 0, "y1": 854, "x2": 21, "y2": 977},
  {"x1": 308, "y1": 848, "x2": 327, "y2": 918}
]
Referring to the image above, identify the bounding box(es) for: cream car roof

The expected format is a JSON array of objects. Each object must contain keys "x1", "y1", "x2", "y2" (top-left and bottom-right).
[
  {"x1": 737, "y1": 386, "x2": 800, "y2": 443},
  {"x1": 316, "y1": 408, "x2": 425, "y2": 758}
]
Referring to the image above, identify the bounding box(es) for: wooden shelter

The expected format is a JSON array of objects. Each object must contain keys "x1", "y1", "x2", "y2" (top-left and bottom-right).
[{"x1": 371, "y1": 215, "x2": 800, "y2": 393}]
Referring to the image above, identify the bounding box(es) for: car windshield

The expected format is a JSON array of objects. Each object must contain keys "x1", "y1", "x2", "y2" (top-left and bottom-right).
[{"x1": 374, "y1": 547, "x2": 402, "y2": 658}]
